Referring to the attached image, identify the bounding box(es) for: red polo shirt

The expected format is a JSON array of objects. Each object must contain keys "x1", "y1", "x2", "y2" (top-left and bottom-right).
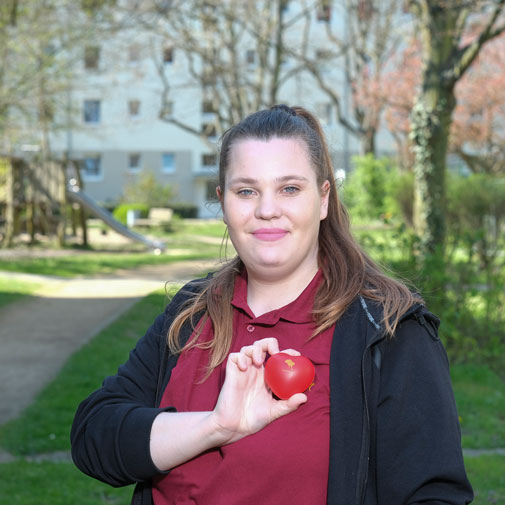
[{"x1": 153, "y1": 270, "x2": 334, "y2": 505}]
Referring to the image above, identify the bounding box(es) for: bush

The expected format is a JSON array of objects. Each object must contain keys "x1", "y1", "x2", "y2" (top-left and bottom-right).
[
  {"x1": 447, "y1": 173, "x2": 505, "y2": 270},
  {"x1": 388, "y1": 171, "x2": 415, "y2": 228},
  {"x1": 169, "y1": 203, "x2": 198, "y2": 219},
  {"x1": 112, "y1": 203, "x2": 149, "y2": 225},
  {"x1": 343, "y1": 154, "x2": 407, "y2": 222},
  {"x1": 121, "y1": 170, "x2": 174, "y2": 208}
]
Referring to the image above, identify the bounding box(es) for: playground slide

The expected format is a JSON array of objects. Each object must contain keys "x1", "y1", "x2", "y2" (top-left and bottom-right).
[{"x1": 67, "y1": 186, "x2": 166, "y2": 252}]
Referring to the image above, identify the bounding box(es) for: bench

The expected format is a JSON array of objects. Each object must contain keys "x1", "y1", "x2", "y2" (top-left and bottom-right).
[{"x1": 130, "y1": 207, "x2": 173, "y2": 227}]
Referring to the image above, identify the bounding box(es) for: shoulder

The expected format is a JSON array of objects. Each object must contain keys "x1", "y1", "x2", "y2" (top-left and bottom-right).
[
  {"x1": 380, "y1": 304, "x2": 450, "y2": 382},
  {"x1": 164, "y1": 273, "x2": 213, "y2": 314},
  {"x1": 358, "y1": 293, "x2": 438, "y2": 336}
]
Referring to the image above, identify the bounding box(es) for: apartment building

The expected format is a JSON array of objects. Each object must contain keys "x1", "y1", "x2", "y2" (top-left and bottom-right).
[{"x1": 49, "y1": 2, "x2": 362, "y2": 218}]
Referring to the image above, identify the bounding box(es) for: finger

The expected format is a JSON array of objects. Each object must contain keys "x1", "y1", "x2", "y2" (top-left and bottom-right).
[
  {"x1": 271, "y1": 393, "x2": 307, "y2": 420},
  {"x1": 241, "y1": 338, "x2": 280, "y2": 365},
  {"x1": 278, "y1": 348, "x2": 301, "y2": 357},
  {"x1": 239, "y1": 344, "x2": 264, "y2": 367},
  {"x1": 250, "y1": 338, "x2": 279, "y2": 354},
  {"x1": 286, "y1": 393, "x2": 308, "y2": 409},
  {"x1": 228, "y1": 352, "x2": 252, "y2": 372}
]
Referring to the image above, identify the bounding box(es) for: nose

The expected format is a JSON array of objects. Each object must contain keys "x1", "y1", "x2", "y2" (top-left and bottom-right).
[{"x1": 254, "y1": 191, "x2": 282, "y2": 220}]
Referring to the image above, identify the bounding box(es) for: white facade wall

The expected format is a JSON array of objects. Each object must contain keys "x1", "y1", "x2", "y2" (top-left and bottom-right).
[{"x1": 50, "y1": 3, "x2": 375, "y2": 217}]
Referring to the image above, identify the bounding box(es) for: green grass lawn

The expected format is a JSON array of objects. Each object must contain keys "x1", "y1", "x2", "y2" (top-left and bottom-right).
[
  {"x1": 452, "y1": 365, "x2": 505, "y2": 449},
  {"x1": 0, "y1": 278, "x2": 41, "y2": 309},
  {"x1": 0, "y1": 250, "x2": 221, "y2": 278},
  {"x1": 0, "y1": 461, "x2": 133, "y2": 505},
  {"x1": 0, "y1": 287, "x2": 504, "y2": 503},
  {"x1": 0, "y1": 220, "x2": 228, "y2": 278},
  {"x1": 465, "y1": 455, "x2": 505, "y2": 504}
]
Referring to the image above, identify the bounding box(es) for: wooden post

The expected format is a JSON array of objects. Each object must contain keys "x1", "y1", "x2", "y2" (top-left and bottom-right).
[
  {"x1": 26, "y1": 177, "x2": 35, "y2": 243},
  {"x1": 56, "y1": 159, "x2": 67, "y2": 247},
  {"x1": 3, "y1": 158, "x2": 15, "y2": 247},
  {"x1": 72, "y1": 160, "x2": 87, "y2": 247}
]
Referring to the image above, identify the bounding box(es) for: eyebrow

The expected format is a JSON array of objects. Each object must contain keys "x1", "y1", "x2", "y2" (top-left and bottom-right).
[{"x1": 227, "y1": 175, "x2": 309, "y2": 185}]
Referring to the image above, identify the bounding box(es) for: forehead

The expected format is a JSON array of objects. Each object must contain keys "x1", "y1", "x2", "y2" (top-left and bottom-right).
[{"x1": 227, "y1": 137, "x2": 314, "y2": 178}]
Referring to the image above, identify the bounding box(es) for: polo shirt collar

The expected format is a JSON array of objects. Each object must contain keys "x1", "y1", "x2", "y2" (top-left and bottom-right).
[{"x1": 231, "y1": 268, "x2": 323, "y2": 324}]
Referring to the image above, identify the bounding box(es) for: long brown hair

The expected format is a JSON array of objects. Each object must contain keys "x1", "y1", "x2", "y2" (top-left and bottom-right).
[{"x1": 168, "y1": 104, "x2": 422, "y2": 372}]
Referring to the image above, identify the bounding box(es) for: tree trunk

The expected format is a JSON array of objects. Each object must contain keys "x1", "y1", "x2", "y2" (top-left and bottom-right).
[
  {"x1": 410, "y1": 84, "x2": 455, "y2": 256},
  {"x1": 269, "y1": 0, "x2": 287, "y2": 106},
  {"x1": 360, "y1": 128, "x2": 376, "y2": 156}
]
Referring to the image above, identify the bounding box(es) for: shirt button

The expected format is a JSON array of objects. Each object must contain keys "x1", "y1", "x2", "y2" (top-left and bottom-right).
[{"x1": 246, "y1": 324, "x2": 255, "y2": 333}]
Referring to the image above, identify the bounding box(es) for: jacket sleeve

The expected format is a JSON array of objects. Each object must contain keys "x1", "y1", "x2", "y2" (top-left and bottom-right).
[
  {"x1": 70, "y1": 284, "x2": 195, "y2": 488},
  {"x1": 375, "y1": 316, "x2": 474, "y2": 504}
]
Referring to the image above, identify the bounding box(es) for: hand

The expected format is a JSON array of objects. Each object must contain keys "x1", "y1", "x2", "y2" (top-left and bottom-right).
[{"x1": 210, "y1": 338, "x2": 307, "y2": 445}]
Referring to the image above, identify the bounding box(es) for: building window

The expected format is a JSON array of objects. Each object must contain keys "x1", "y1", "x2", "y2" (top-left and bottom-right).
[
  {"x1": 163, "y1": 46, "x2": 174, "y2": 63},
  {"x1": 128, "y1": 44, "x2": 140, "y2": 63},
  {"x1": 357, "y1": 0, "x2": 374, "y2": 21},
  {"x1": 82, "y1": 155, "x2": 102, "y2": 179},
  {"x1": 83, "y1": 100, "x2": 100, "y2": 123},
  {"x1": 206, "y1": 180, "x2": 218, "y2": 201},
  {"x1": 202, "y1": 153, "x2": 217, "y2": 167},
  {"x1": 84, "y1": 46, "x2": 100, "y2": 70},
  {"x1": 128, "y1": 153, "x2": 141, "y2": 171},
  {"x1": 128, "y1": 100, "x2": 141, "y2": 118},
  {"x1": 317, "y1": 0, "x2": 331, "y2": 22},
  {"x1": 202, "y1": 67, "x2": 216, "y2": 86},
  {"x1": 202, "y1": 11, "x2": 218, "y2": 31},
  {"x1": 246, "y1": 49, "x2": 255, "y2": 65},
  {"x1": 202, "y1": 100, "x2": 215, "y2": 114},
  {"x1": 38, "y1": 101, "x2": 54, "y2": 122},
  {"x1": 202, "y1": 122, "x2": 217, "y2": 138},
  {"x1": 161, "y1": 100, "x2": 173, "y2": 118},
  {"x1": 162, "y1": 152, "x2": 175, "y2": 173}
]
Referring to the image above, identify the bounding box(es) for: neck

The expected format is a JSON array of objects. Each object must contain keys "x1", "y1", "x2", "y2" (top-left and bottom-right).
[{"x1": 246, "y1": 264, "x2": 319, "y2": 317}]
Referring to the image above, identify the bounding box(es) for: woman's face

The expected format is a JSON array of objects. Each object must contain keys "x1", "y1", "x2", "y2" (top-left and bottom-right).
[{"x1": 219, "y1": 137, "x2": 329, "y2": 283}]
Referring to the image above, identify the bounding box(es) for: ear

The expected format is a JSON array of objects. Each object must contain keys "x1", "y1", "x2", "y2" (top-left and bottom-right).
[
  {"x1": 216, "y1": 186, "x2": 227, "y2": 224},
  {"x1": 319, "y1": 180, "x2": 330, "y2": 220}
]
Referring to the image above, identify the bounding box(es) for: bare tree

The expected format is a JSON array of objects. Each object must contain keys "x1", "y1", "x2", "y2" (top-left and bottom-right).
[
  {"x1": 131, "y1": 0, "x2": 311, "y2": 147},
  {"x1": 0, "y1": 0, "x2": 115, "y2": 246},
  {"x1": 292, "y1": 0, "x2": 406, "y2": 156},
  {"x1": 406, "y1": 0, "x2": 505, "y2": 261}
]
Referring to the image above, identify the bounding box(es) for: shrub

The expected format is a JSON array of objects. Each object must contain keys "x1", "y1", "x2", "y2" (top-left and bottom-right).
[
  {"x1": 121, "y1": 170, "x2": 174, "y2": 208},
  {"x1": 169, "y1": 203, "x2": 198, "y2": 219},
  {"x1": 343, "y1": 154, "x2": 409, "y2": 223},
  {"x1": 112, "y1": 203, "x2": 149, "y2": 225}
]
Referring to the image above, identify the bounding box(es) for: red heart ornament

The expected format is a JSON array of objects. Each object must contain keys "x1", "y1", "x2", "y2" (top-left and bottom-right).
[{"x1": 264, "y1": 353, "x2": 315, "y2": 400}]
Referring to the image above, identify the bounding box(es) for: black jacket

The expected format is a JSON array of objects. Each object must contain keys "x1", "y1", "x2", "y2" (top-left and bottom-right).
[{"x1": 71, "y1": 279, "x2": 473, "y2": 505}]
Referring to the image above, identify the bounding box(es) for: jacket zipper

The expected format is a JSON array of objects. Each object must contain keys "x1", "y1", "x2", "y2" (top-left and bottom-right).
[
  {"x1": 356, "y1": 347, "x2": 371, "y2": 505},
  {"x1": 356, "y1": 334, "x2": 384, "y2": 505}
]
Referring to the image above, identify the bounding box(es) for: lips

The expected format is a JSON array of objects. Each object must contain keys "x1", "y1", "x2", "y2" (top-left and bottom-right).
[{"x1": 252, "y1": 228, "x2": 288, "y2": 241}]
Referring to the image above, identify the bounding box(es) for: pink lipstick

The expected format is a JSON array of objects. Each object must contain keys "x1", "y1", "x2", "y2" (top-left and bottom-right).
[{"x1": 252, "y1": 228, "x2": 288, "y2": 241}]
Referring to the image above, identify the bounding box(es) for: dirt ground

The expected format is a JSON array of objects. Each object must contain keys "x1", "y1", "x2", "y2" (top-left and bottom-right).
[{"x1": 0, "y1": 259, "x2": 219, "y2": 427}]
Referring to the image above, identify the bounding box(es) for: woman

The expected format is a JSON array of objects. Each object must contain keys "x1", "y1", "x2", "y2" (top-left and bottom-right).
[{"x1": 71, "y1": 105, "x2": 473, "y2": 505}]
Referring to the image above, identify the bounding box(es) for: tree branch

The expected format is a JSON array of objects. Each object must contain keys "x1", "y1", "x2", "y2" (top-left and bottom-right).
[{"x1": 452, "y1": 0, "x2": 505, "y2": 80}]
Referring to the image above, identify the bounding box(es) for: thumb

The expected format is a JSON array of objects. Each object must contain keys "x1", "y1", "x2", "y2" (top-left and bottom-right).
[{"x1": 271, "y1": 393, "x2": 307, "y2": 421}]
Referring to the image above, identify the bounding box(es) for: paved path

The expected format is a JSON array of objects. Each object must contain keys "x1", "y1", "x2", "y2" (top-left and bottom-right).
[{"x1": 0, "y1": 259, "x2": 219, "y2": 427}]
